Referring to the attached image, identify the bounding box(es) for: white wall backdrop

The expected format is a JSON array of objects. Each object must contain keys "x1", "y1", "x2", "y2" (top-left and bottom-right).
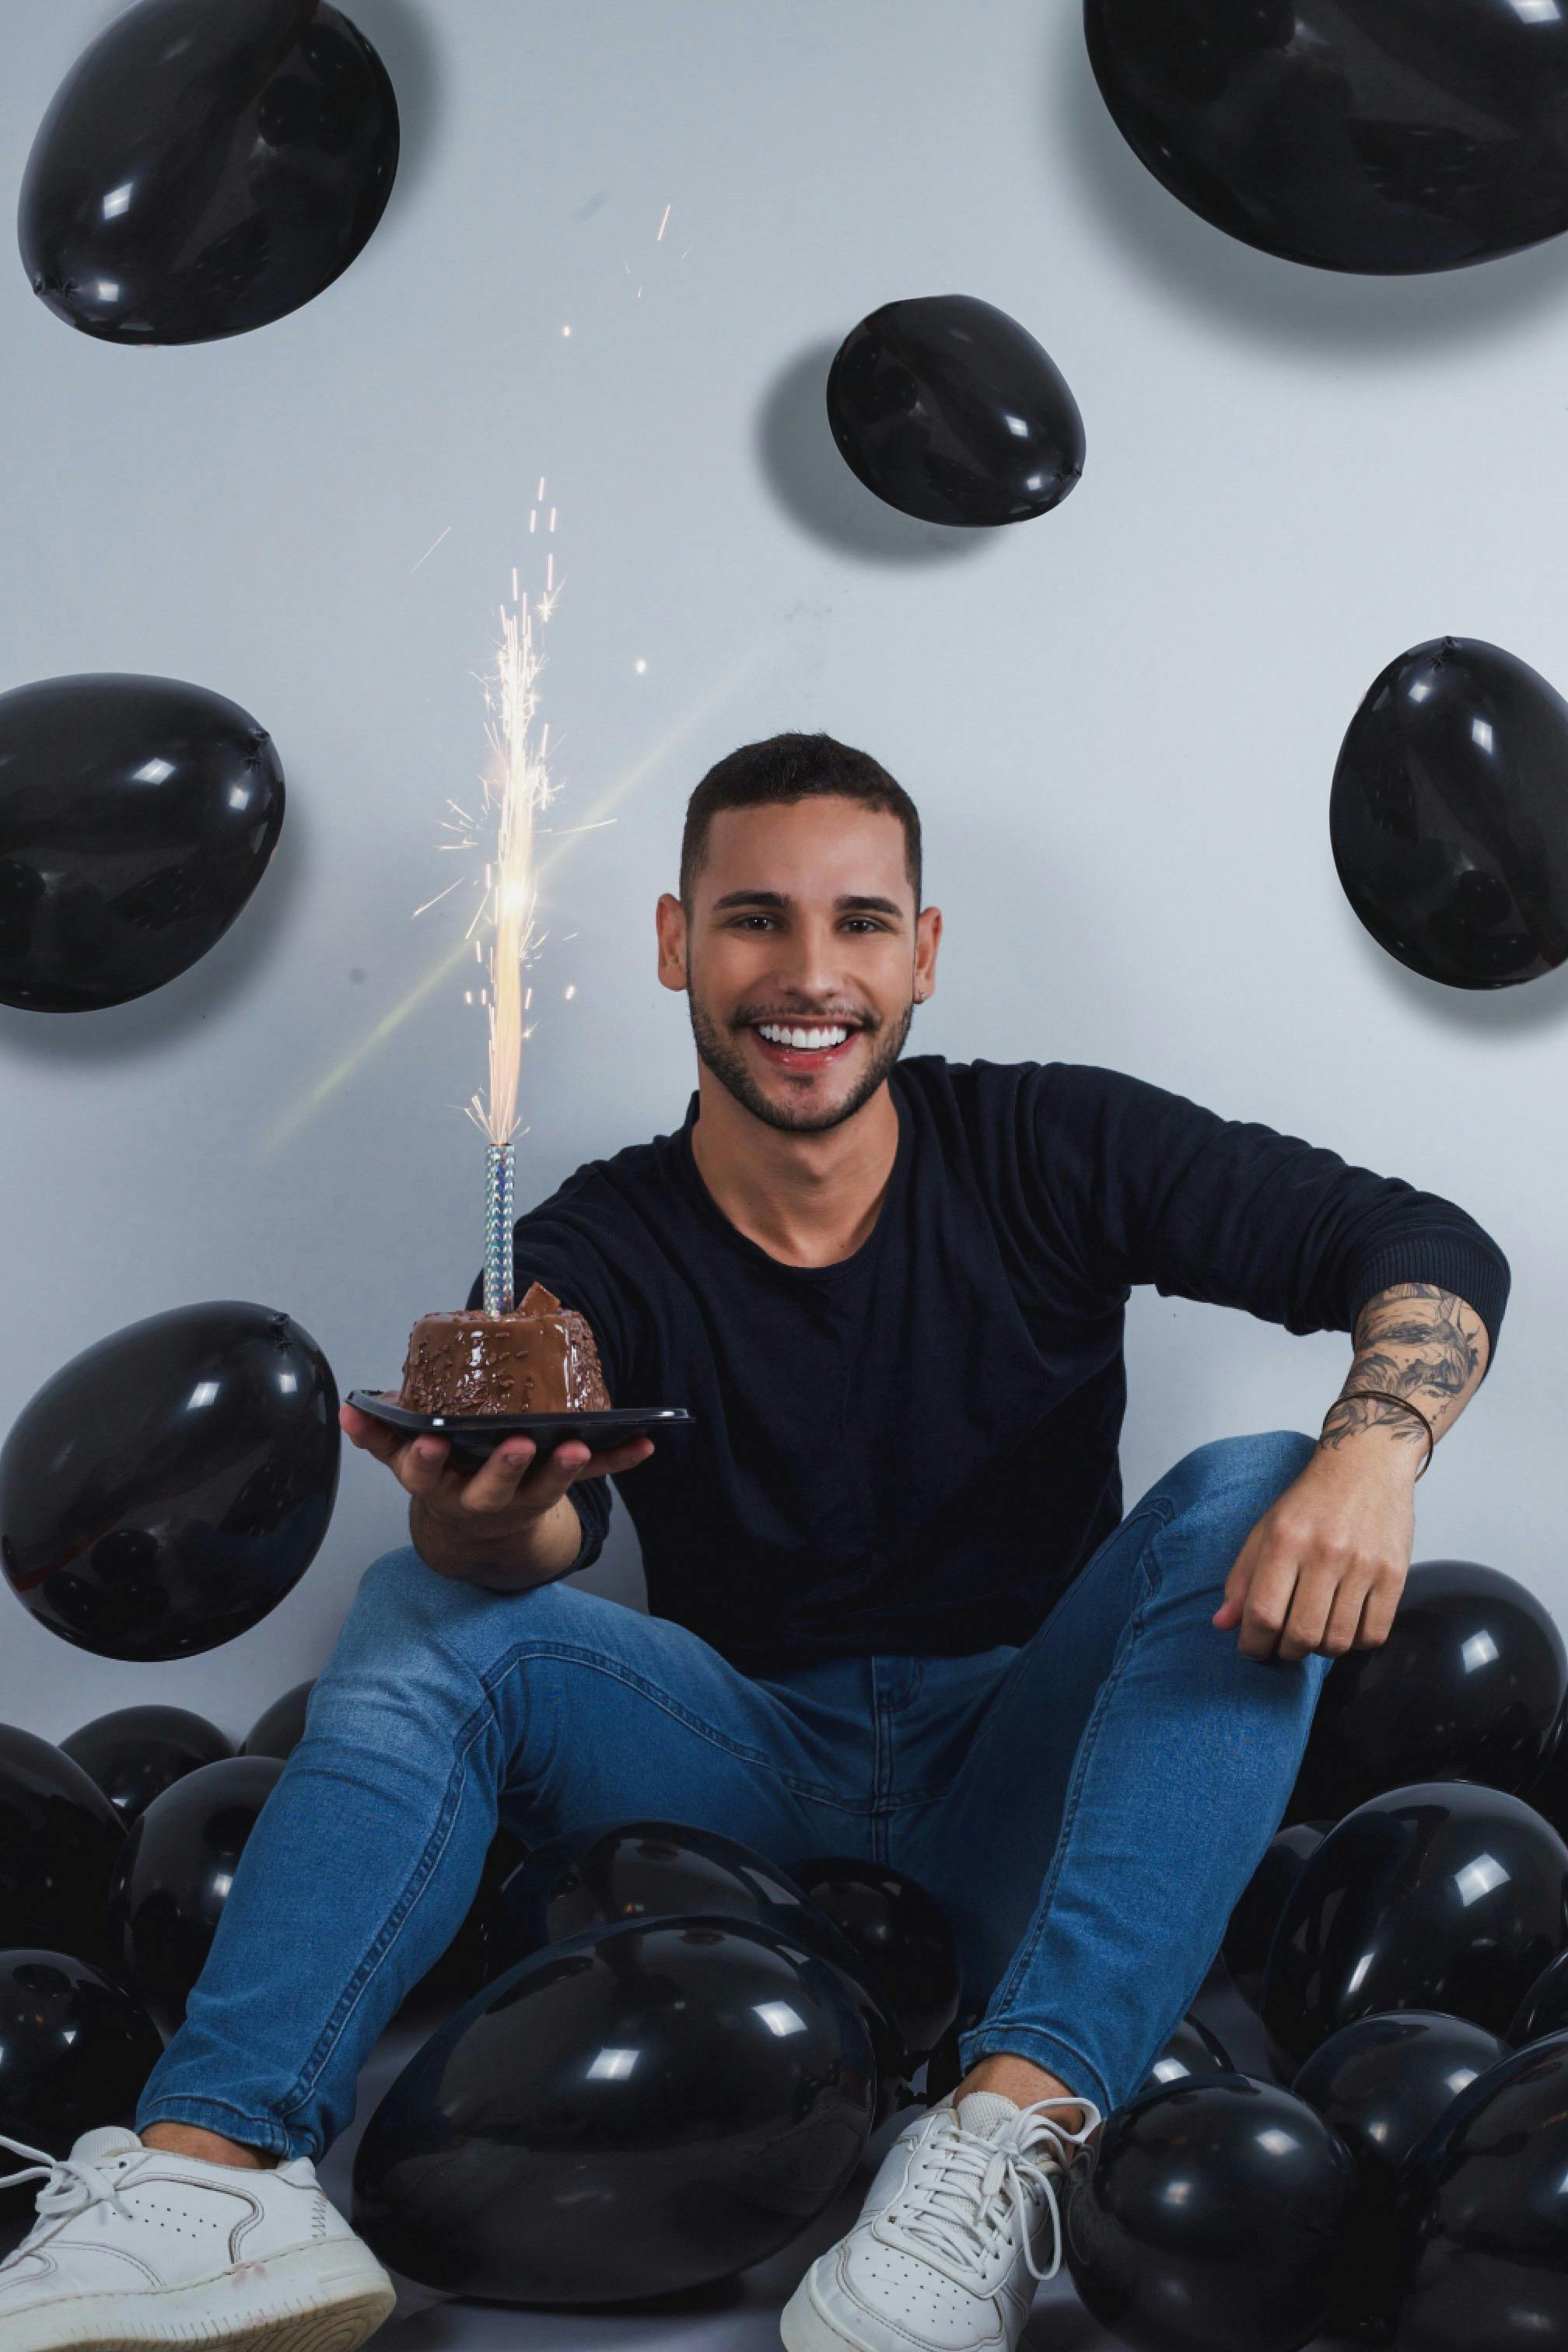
[{"x1": 2, "y1": 0, "x2": 1561, "y2": 1748}]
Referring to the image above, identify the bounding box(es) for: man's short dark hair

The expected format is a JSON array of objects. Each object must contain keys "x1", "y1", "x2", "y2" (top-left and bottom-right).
[{"x1": 680, "y1": 730, "x2": 922, "y2": 911}]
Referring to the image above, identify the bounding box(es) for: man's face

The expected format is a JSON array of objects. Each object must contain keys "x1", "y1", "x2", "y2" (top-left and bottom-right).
[{"x1": 660, "y1": 796, "x2": 933, "y2": 1136}]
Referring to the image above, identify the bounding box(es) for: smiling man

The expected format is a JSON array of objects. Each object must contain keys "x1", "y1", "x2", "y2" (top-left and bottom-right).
[{"x1": 5, "y1": 733, "x2": 1507, "y2": 2352}]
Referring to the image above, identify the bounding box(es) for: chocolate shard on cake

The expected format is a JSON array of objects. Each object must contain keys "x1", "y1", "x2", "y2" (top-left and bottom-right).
[{"x1": 398, "y1": 1282, "x2": 611, "y2": 1416}]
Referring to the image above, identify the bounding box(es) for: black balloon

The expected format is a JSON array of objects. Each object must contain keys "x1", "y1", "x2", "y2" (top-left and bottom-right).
[
  {"x1": 352, "y1": 1916, "x2": 877, "y2": 2303},
  {"x1": 240, "y1": 1679, "x2": 316, "y2": 1759},
  {"x1": 1223, "y1": 1822, "x2": 1330, "y2": 2009},
  {"x1": 61, "y1": 1705, "x2": 233, "y2": 1825},
  {"x1": 826, "y1": 294, "x2": 1085, "y2": 526},
  {"x1": 1391, "y1": 2030, "x2": 1568, "y2": 2350},
  {"x1": 0, "y1": 672, "x2": 285, "y2": 1013},
  {"x1": 0, "y1": 1300, "x2": 340, "y2": 1661},
  {"x1": 1286, "y1": 1562, "x2": 1567, "y2": 1825},
  {"x1": 1063, "y1": 2072, "x2": 1360, "y2": 2352},
  {"x1": 919, "y1": 2006, "x2": 985, "y2": 2106},
  {"x1": 1142, "y1": 2011, "x2": 1234, "y2": 2095},
  {"x1": 1085, "y1": 0, "x2": 1568, "y2": 276},
  {"x1": 0, "y1": 1948, "x2": 163, "y2": 2257},
  {"x1": 496, "y1": 1819, "x2": 914, "y2": 2123},
  {"x1": 107, "y1": 1755, "x2": 284, "y2": 2034},
  {"x1": 1263, "y1": 1783, "x2": 1568, "y2": 2070},
  {"x1": 794, "y1": 1855, "x2": 961, "y2": 2060},
  {"x1": 1291, "y1": 2011, "x2": 1505, "y2": 2345},
  {"x1": 1330, "y1": 639, "x2": 1568, "y2": 990},
  {"x1": 1505, "y1": 1945, "x2": 1568, "y2": 2046},
  {"x1": 19, "y1": 0, "x2": 398, "y2": 345},
  {"x1": 0, "y1": 1725, "x2": 124, "y2": 1968}
]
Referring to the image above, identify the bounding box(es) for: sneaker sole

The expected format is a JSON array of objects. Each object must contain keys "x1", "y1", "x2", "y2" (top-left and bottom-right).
[{"x1": 2, "y1": 2239, "x2": 397, "y2": 2352}]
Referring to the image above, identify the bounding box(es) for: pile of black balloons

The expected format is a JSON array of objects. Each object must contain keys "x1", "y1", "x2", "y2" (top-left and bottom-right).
[
  {"x1": 1115, "y1": 1552, "x2": 1568, "y2": 2352},
  {"x1": 351, "y1": 1819, "x2": 967, "y2": 2303},
  {"x1": 0, "y1": 1678, "x2": 518, "y2": 2254}
]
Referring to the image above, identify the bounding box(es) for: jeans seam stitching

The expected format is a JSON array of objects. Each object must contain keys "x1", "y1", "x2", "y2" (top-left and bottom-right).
[
  {"x1": 980, "y1": 1539, "x2": 1166, "y2": 2021},
  {"x1": 274, "y1": 1703, "x2": 493, "y2": 2124}
]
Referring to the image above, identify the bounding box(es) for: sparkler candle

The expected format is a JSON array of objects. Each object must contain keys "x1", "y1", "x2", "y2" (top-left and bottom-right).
[{"x1": 457, "y1": 545, "x2": 563, "y2": 1315}]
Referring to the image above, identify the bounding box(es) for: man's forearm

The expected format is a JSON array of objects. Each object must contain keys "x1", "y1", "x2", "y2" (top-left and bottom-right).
[
  {"x1": 408, "y1": 1490, "x2": 584, "y2": 1590},
  {"x1": 1318, "y1": 1283, "x2": 1491, "y2": 1471}
]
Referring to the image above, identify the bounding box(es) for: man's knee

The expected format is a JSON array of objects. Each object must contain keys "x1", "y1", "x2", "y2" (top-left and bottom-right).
[{"x1": 1167, "y1": 1428, "x2": 1318, "y2": 1510}]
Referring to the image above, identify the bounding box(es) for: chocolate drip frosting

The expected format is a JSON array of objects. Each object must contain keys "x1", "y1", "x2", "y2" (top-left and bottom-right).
[{"x1": 398, "y1": 1281, "x2": 611, "y2": 1415}]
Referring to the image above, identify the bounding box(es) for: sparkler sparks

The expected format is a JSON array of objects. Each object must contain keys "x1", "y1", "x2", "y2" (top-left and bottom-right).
[{"x1": 450, "y1": 544, "x2": 565, "y2": 1153}]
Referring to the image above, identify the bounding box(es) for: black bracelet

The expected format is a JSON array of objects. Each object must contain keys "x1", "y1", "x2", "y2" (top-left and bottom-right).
[{"x1": 1322, "y1": 1389, "x2": 1434, "y2": 1481}]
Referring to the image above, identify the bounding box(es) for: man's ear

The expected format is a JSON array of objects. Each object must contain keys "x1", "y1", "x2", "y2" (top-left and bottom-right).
[{"x1": 656, "y1": 891, "x2": 688, "y2": 992}]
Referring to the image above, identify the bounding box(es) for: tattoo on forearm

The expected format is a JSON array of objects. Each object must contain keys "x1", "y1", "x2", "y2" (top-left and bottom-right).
[{"x1": 1318, "y1": 1283, "x2": 1488, "y2": 1461}]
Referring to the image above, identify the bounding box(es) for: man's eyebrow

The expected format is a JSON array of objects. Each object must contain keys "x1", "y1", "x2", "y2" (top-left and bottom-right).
[{"x1": 709, "y1": 889, "x2": 905, "y2": 917}]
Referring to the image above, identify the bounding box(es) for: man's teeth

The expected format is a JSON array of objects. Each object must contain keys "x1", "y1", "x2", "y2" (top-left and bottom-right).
[{"x1": 756, "y1": 1022, "x2": 850, "y2": 1051}]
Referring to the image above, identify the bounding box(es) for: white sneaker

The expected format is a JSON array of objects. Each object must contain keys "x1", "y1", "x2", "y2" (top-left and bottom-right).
[
  {"x1": 780, "y1": 2089, "x2": 1101, "y2": 2352},
  {"x1": 0, "y1": 2124, "x2": 397, "y2": 2352}
]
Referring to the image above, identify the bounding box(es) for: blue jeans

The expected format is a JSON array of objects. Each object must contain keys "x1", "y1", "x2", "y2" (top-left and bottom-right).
[{"x1": 136, "y1": 1430, "x2": 1330, "y2": 2158}]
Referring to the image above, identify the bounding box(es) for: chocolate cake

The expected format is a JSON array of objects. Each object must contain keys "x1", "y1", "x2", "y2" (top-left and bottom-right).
[{"x1": 397, "y1": 1281, "x2": 611, "y2": 1416}]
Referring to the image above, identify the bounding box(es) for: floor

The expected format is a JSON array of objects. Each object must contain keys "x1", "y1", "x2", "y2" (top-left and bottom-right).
[{"x1": 316, "y1": 1959, "x2": 1339, "y2": 2351}]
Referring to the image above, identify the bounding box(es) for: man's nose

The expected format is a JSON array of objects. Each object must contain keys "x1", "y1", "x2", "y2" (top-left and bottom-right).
[{"x1": 772, "y1": 918, "x2": 848, "y2": 998}]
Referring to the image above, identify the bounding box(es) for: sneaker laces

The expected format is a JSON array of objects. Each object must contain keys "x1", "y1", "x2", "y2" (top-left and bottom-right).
[
  {"x1": 897, "y1": 2095, "x2": 1104, "y2": 2287},
  {"x1": 0, "y1": 2133, "x2": 138, "y2": 2255}
]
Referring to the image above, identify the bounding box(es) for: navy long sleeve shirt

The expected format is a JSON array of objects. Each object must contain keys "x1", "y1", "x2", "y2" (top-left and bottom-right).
[{"x1": 464, "y1": 1056, "x2": 1510, "y2": 1674}]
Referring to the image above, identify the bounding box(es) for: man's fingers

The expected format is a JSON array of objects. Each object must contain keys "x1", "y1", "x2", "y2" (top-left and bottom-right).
[
  {"x1": 401, "y1": 1435, "x2": 453, "y2": 1496},
  {"x1": 452, "y1": 1438, "x2": 539, "y2": 1511},
  {"x1": 339, "y1": 1402, "x2": 403, "y2": 1466},
  {"x1": 1271, "y1": 1563, "x2": 1342, "y2": 1662},
  {"x1": 572, "y1": 1436, "x2": 655, "y2": 1479},
  {"x1": 1236, "y1": 1545, "x2": 1302, "y2": 1661},
  {"x1": 1352, "y1": 1572, "x2": 1403, "y2": 1650},
  {"x1": 1318, "y1": 1573, "x2": 1372, "y2": 1659}
]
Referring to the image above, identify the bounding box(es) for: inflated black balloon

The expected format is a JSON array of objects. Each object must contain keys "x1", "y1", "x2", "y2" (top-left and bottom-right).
[
  {"x1": 826, "y1": 295, "x2": 1085, "y2": 526},
  {"x1": 352, "y1": 1915, "x2": 877, "y2": 2302},
  {"x1": 1505, "y1": 1945, "x2": 1568, "y2": 2046},
  {"x1": 0, "y1": 673, "x2": 285, "y2": 1013},
  {"x1": 0, "y1": 1725, "x2": 124, "y2": 1968},
  {"x1": 1223, "y1": 1822, "x2": 1330, "y2": 2009},
  {"x1": 61, "y1": 1706, "x2": 233, "y2": 1825},
  {"x1": 1063, "y1": 2071, "x2": 1360, "y2": 2352},
  {"x1": 1085, "y1": 1, "x2": 1568, "y2": 276},
  {"x1": 1285, "y1": 1563, "x2": 1567, "y2": 1826},
  {"x1": 919, "y1": 2006, "x2": 985, "y2": 2106},
  {"x1": 1291, "y1": 2011, "x2": 1505, "y2": 2345},
  {"x1": 0, "y1": 1948, "x2": 164, "y2": 2256},
  {"x1": 0, "y1": 1300, "x2": 340, "y2": 1661},
  {"x1": 495, "y1": 1819, "x2": 913, "y2": 2121},
  {"x1": 240, "y1": 1679, "x2": 315, "y2": 1759},
  {"x1": 1263, "y1": 1783, "x2": 1568, "y2": 2070},
  {"x1": 19, "y1": 0, "x2": 398, "y2": 345},
  {"x1": 1143, "y1": 2012, "x2": 1234, "y2": 2095},
  {"x1": 1330, "y1": 639, "x2": 1568, "y2": 990},
  {"x1": 795, "y1": 1855, "x2": 961, "y2": 2059},
  {"x1": 1390, "y1": 2029, "x2": 1568, "y2": 2350},
  {"x1": 107, "y1": 1755, "x2": 284, "y2": 2034}
]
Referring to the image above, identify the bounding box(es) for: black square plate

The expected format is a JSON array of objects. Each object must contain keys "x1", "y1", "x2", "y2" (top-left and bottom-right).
[{"x1": 346, "y1": 1391, "x2": 694, "y2": 1462}]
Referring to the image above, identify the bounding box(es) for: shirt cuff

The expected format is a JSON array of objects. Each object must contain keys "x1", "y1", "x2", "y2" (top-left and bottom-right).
[{"x1": 1343, "y1": 1234, "x2": 1510, "y2": 1380}]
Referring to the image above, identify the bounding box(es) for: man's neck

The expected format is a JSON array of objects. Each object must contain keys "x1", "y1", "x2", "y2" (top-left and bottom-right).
[{"x1": 688, "y1": 1071, "x2": 900, "y2": 1269}]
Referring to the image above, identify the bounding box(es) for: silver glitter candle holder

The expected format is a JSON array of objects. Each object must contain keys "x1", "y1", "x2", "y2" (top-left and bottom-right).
[{"x1": 483, "y1": 1140, "x2": 516, "y2": 1316}]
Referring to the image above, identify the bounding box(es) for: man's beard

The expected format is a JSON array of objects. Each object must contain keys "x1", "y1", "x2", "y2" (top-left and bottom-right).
[{"x1": 687, "y1": 989, "x2": 915, "y2": 1133}]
